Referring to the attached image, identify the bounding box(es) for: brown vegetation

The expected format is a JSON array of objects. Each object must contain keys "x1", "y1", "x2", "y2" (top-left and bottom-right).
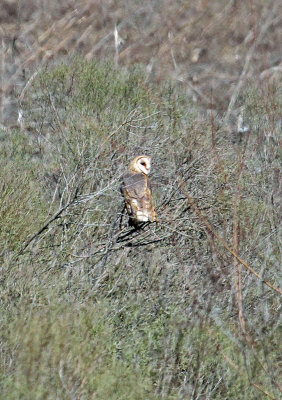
[{"x1": 1, "y1": 0, "x2": 281, "y2": 124}]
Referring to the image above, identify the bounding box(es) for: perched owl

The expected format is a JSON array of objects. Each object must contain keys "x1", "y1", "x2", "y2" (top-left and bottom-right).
[{"x1": 121, "y1": 155, "x2": 157, "y2": 227}]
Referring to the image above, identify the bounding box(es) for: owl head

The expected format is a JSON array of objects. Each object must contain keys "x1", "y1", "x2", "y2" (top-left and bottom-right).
[{"x1": 129, "y1": 155, "x2": 151, "y2": 175}]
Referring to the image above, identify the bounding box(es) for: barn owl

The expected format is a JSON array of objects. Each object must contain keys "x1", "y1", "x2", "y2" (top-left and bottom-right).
[{"x1": 121, "y1": 155, "x2": 157, "y2": 227}]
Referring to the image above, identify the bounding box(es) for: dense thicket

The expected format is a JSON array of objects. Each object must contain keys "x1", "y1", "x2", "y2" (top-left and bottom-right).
[{"x1": 0, "y1": 59, "x2": 281, "y2": 399}]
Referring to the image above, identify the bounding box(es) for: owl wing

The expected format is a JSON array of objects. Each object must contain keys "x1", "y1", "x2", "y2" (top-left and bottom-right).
[{"x1": 121, "y1": 173, "x2": 156, "y2": 223}]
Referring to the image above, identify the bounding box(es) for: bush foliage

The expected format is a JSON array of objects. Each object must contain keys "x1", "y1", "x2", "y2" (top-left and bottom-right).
[{"x1": 0, "y1": 59, "x2": 281, "y2": 399}]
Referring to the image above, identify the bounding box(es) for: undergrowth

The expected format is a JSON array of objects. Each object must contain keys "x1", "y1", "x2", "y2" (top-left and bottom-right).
[{"x1": 0, "y1": 59, "x2": 281, "y2": 399}]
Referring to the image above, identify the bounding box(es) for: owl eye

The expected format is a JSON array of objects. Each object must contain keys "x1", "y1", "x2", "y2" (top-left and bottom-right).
[{"x1": 140, "y1": 161, "x2": 146, "y2": 166}]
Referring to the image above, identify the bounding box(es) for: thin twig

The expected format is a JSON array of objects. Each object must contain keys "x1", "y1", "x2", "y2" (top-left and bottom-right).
[{"x1": 233, "y1": 132, "x2": 254, "y2": 344}]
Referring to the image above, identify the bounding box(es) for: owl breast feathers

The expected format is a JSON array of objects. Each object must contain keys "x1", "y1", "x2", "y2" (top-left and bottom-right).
[{"x1": 121, "y1": 156, "x2": 157, "y2": 226}]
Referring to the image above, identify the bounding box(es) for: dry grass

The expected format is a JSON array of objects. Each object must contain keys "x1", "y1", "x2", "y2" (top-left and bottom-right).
[{"x1": 1, "y1": 0, "x2": 281, "y2": 124}]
